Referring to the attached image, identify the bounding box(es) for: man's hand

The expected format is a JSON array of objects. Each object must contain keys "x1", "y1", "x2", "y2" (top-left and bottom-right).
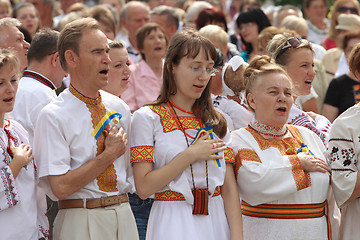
[{"x1": 104, "y1": 125, "x2": 128, "y2": 160}]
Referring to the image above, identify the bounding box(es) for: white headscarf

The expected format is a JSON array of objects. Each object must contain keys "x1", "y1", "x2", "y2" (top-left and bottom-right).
[{"x1": 222, "y1": 55, "x2": 248, "y2": 96}]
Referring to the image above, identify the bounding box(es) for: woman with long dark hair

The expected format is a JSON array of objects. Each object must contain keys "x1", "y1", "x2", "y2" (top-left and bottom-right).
[{"x1": 130, "y1": 29, "x2": 243, "y2": 240}]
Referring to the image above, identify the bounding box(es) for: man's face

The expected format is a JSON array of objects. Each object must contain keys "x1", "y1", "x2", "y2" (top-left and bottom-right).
[
  {"x1": 71, "y1": 29, "x2": 111, "y2": 96},
  {"x1": 125, "y1": 5, "x2": 150, "y2": 40},
  {"x1": 0, "y1": 26, "x2": 30, "y2": 72}
]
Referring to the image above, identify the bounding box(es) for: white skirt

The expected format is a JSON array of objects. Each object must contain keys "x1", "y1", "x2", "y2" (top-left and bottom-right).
[
  {"x1": 146, "y1": 195, "x2": 230, "y2": 240},
  {"x1": 243, "y1": 215, "x2": 329, "y2": 240}
]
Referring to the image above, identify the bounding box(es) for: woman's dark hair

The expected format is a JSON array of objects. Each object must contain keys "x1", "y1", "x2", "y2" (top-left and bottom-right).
[
  {"x1": 153, "y1": 28, "x2": 227, "y2": 138},
  {"x1": 136, "y1": 22, "x2": 168, "y2": 61},
  {"x1": 236, "y1": 8, "x2": 271, "y2": 55},
  {"x1": 195, "y1": 8, "x2": 228, "y2": 32}
]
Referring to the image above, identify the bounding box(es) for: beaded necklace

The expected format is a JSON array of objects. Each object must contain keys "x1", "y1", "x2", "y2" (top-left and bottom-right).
[
  {"x1": 168, "y1": 98, "x2": 193, "y2": 114},
  {"x1": 249, "y1": 120, "x2": 288, "y2": 137},
  {"x1": 167, "y1": 100, "x2": 210, "y2": 215}
]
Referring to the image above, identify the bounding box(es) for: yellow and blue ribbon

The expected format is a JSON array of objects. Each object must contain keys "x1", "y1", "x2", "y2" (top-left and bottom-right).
[
  {"x1": 297, "y1": 143, "x2": 331, "y2": 176},
  {"x1": 191, "y1": 122, "x2": 221, "y2": 167},
  {"x1": 91, "y1": 110, "x2": 122, "y2": 139}
]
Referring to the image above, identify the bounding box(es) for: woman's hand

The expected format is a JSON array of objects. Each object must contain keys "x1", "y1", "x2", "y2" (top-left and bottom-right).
[
  {"x1": 298, "y1": 152, "x2": 329, "y2": 173},
  {"x1": 306, "y1": 111, "x2": 320, "y2": 120},
  {"x1": 9, "y1": 140, "x2": 33, "y2": 167},
  {"x1": 186, "y1": 133, "x2": 226, "y2": 164}
]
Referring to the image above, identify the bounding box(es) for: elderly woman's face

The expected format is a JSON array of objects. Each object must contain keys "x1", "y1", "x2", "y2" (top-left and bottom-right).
[
  {"x1": 284, "y1": 48, "x2": 315, "y2": 96},
  {"x1": 140, "y1": 28, "x2": 167, "y2": 60},
  {"x1": 247, "y1": 72, "x2": 293, "y2": 128}
]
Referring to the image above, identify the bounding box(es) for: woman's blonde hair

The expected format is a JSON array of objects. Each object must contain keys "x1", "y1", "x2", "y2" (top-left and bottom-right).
[
  {"x1": 244, "y1": 55, "x2": 293, "y2": 111},
  {"x1": 267, "y1": 32, "x2": 314, "y2": 66},
  {"x1": 0, "y1": 48, "x2": 21, "y2": 79}
]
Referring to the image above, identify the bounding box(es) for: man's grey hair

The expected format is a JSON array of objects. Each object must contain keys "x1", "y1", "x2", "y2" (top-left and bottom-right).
[
  {"x1": 185, "y1": 1, "x2": 212, "y2": 24},
  {"x1": 0, "y1": 17, "x2": 21, "y2": 31},
  {"x1": 151, "y1": 5, "x2": 179, "y2": 29}
]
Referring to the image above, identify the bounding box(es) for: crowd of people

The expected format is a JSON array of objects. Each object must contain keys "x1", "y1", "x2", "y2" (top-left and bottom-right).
[{"x1": 1, "y1": 0, "x2": 360, "y2": 239}]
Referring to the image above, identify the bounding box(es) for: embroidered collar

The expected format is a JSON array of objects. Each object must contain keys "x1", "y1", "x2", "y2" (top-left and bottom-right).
[
  {"x1": 69, "y1": 84, "x2": 101, "y2": 105},
  {"x1": 23, "y1": 70, "x2": 56, "y2": 90},
  {"x1": 249, "y1": 120, "x2": 287, "y2": 137}
]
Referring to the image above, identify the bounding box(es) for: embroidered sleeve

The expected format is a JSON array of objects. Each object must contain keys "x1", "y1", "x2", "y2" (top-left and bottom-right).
[
  {"x1": 0, "y1": 166, "x2": 19, "y2": 210},
  {"x1": 235, "y1": 148, "x2": 260, "y2": 177},
  {"x1": 224, "y1": 147, "x2": 235, "y2": 164},
  {"x1": 288, "y1": 155, "x2": 311, "y2": 191},
  {"x1": 130, "y1": 107, "x2": 156, "y2": 164},
  {"x1": 288, "y1": 112, "x2": 330, "y2": 146},
  {"x1": 131, "y1": 146, "x2": 154, "y2": 163},
  {"x1": 328, "y1": 121, "x2": 359, "y2": 207}
]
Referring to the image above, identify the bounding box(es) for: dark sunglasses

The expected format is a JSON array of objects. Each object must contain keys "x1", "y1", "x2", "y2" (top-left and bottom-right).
[
  {"x1": 276, "y1": 37, "x2": 302, "y2": 61},
  {"x1": 337, "y1": 6, "x2": 358, "y2": 14}
]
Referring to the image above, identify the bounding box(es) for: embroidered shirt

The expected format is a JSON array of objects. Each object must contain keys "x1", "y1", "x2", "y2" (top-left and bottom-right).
[{"x1": 34, "y1": 87, "x2": 133, "y2": 200}]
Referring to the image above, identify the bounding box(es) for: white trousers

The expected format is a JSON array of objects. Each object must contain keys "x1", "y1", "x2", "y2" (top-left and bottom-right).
[{"x1": 53, "y1": 202, "x2": 139, "y2": 240}]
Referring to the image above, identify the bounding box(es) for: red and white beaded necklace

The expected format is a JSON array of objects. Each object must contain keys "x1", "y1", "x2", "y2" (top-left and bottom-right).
[{"x1": 249, "y1": 120, "x2": 288, "y2": 137}]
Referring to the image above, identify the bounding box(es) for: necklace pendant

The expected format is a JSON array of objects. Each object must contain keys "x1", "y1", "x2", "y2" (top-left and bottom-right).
[{"x1": 192, "y1": 188, "x2": 209, "y2": 215}]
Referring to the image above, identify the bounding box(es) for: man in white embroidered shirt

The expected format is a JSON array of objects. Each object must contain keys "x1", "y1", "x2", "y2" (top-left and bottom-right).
[{"x1": 34, "y1": 18, "x2": 138, "y2": 240}]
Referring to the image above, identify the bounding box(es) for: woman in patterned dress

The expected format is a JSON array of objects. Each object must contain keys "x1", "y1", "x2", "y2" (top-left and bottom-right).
[
  {"x1": 130, "y1": 29, "x2": 243, "y2": 240},
  {"x1": 232, "y1": 55, "x2": 332, "y2": 239},
  {"x1": 0, "y1": 49, "x2": 48, "y2": 239}
]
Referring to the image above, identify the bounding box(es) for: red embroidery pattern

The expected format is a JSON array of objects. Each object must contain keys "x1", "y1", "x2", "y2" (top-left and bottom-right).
[
  {"x1": 245, "y1": 125, "x2": 311, "y2": 190},
  {"x1": 246, "y1": 125, "x2": 303, "y2": 155},
  {"x1": 224, "y1": 147, "x2": 235, "y2": 163},
  {"x1": 131, "y1": 146, "x2": 153, "y2": 163},
  {"x1": 155, "y1": 190, "x2": 185, "y2": 201},
  {"x1": 288, "y1": 155, "x2": 311, "y2": 190},
  {"x1": 0, "y1": 167, "x2": 17, "y2": 207},
  {"x1": 154, "y1": 186, "x2": 221, "y2": 201},
  {"x1": 69, "y1": 85, "x2": 117, "y2": 192},
  {"x1": 149, "y1": 105, "x2": 201, "y2": 133},
  {"x1": 235, "y1": 148, "x2": 260, "y2": 177}
]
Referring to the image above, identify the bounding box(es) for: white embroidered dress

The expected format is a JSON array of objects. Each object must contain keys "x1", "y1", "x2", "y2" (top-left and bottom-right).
[
  {"x1": 130, "y1": 105, "x2": 235, "y2": 240},
  {"x1": 232, "y1": 125, "x2": 331, "y2": 240},
  {"x1": 328, "y1": 104, "x2": 360, "y2": 239},
  {"x1": 0, "y1": 120, "x2": 49, "y2": 239}
]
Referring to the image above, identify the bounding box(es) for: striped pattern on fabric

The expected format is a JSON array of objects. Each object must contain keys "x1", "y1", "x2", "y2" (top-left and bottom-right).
[{"x1": 241, "y1": 200, "x2": 326, "y2": 219}]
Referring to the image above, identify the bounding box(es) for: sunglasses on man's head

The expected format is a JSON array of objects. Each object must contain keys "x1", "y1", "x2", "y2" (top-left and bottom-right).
[
  {"x1": 337, "y1": 6, "x2": 358, "y2": 14},
  {"x1": 275, "y1": 37, "x2": 302, "y2": 62}
]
